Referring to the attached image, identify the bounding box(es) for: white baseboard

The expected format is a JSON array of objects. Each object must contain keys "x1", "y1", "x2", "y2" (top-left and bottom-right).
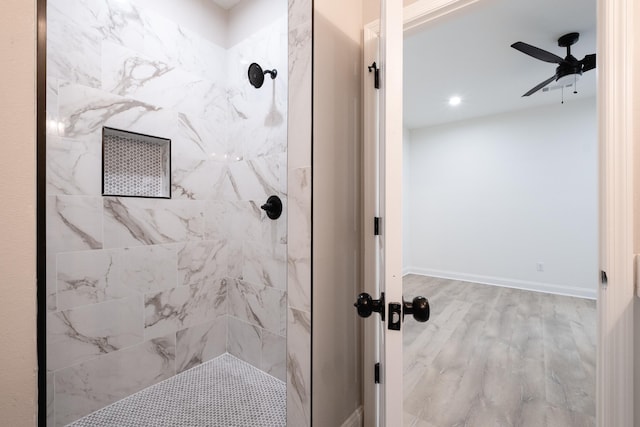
[
  {"x1": 340, "y1": 406, "x2": 363, "y2": 427},
  {"x1": 404, "y1": 267, "x2": 597, "y2": 300}
]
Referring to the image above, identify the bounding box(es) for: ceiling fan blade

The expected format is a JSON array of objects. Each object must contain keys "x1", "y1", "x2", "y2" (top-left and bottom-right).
[
  {"x1": 581, "y1": 53, "x2": 596, "y2": 72},
  {"x1": 522, "y1": 75, "x2": 557, "y2": 97},
  {"x1": 511, "y1": 42, "x2": 564, "y2": 64}
]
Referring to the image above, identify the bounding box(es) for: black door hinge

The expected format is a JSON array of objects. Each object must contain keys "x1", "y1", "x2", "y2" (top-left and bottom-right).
[
  {"x1": 601, "y1": 270, "x2": 608, "y2": 286},
  {"x1": 374, "y1": 217, "x2": 380, "y2": 235},
  {"x1": 374, "y1": 363, "x2": 380, "y2": 384},
  {"x1": 368, "y1": 62, "x2": 380, "y2": 89}
]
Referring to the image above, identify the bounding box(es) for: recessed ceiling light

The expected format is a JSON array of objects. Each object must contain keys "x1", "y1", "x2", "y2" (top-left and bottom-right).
[{"x1": 449, "y1": 96, "x2": 461, "y2": 106}]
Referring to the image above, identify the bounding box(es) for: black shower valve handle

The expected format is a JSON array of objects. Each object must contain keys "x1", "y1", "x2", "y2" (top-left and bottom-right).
[
  {"x1": 261, "y1": 201, "x2": 276, "y2": 212},
  {"x1": 260, "y1": 195, "x2": 283, "y2": 220}
]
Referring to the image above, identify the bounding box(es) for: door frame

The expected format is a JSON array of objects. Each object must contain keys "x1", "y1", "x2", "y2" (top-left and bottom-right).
[
  {"x1": 362, "y1": 0, "x2": 636, "y2": 425},
  {"x1": 362, "y1": 24, "x2": 380, "y2": 427},
  {"x1": 363, "y1": 1, "x2": 405, "y2": 424}
]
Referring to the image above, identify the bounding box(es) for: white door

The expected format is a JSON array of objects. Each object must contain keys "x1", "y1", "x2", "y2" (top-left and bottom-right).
[{"x1": 358, "y1": 1, "x2": 430, "y2": 426}]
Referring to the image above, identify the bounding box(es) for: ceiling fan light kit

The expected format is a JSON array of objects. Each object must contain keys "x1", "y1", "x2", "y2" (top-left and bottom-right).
[{"x1": 511, "y1": 32, "x2": 596, "y2": 98}]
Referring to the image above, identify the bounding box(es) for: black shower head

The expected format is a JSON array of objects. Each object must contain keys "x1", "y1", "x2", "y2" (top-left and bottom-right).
[{"x1": 248, "y1": 62, "x2": 277, "y2": 88}]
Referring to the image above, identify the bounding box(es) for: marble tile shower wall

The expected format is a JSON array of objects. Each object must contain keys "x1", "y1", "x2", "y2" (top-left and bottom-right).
[
  {"x1": 286, "y1": 0, "x2": 312, "y2": 425},
  {"x1": 45, "y1": 0, "x2": 287, "y2": 425}
]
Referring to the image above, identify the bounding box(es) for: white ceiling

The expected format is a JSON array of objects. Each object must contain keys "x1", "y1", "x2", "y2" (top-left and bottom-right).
[
  {"x1": 210, "y1": 0, "x2": 242, "y2": 10},
  {"x1": 403, "y1": 0, "x2": 597, "y2": 130}
]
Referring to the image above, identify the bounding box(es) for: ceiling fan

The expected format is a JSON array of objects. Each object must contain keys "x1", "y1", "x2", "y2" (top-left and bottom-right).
[{"x1": 511, "y1": 32, "x2": 596, "y2": 97}]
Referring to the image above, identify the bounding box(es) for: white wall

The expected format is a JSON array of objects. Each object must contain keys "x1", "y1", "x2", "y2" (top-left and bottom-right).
[
  {"x1": 0, "y1": 0, "x2": 37, "y2": 425},
  {"x1": 404, "y1": 98, "x2": 598, "y2": 298}
]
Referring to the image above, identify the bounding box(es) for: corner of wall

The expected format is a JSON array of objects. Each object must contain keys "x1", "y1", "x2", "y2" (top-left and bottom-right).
[
  {"x1": 632, "y1": 0, "x2": 640, "y2": 420},
  {"x1": 312, "y1": 0, "x2": 365, "y2": 425}
]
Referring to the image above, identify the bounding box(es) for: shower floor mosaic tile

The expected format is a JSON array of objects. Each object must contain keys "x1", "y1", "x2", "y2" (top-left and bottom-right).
[{"x1": 68, "y1": 354, "x2": 286, "y2": 427}]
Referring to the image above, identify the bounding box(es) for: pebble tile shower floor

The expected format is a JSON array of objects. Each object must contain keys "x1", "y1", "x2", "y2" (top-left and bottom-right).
[{"x1": 68, "y1": 354, "x2": 286, "y2": 427}]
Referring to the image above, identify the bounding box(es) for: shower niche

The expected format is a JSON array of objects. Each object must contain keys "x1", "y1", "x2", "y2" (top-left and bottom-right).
[{"x1": 102, "y1": 127, "x2": 171, "y2": 199}]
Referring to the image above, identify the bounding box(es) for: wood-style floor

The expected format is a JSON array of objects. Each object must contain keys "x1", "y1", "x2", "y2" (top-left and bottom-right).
[{"x1": 402, "y1": 275, "x2": 596, "y2": 427}]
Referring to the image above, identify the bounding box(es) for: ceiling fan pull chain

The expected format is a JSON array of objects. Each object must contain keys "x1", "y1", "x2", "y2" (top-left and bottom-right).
[
  {"x1": 574, "y1": 74, "x2": 578, "y2": 94},
  {"x1": 561, "y1": 86, "x2": 564, "y2": 104}
]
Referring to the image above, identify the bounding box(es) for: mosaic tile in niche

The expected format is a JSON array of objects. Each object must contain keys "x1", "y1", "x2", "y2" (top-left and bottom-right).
[{"x1": 103, "y1": 127, "x2": 170, "y2": 198}]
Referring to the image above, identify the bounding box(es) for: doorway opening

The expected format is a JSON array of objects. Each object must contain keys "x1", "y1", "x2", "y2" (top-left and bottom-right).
[
  {"x1": 39, "y1": 0, "x2": 289, "y2": 425},
  {"x1": 401, "y1": 0, "x2": 597, "y2": 425}
]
